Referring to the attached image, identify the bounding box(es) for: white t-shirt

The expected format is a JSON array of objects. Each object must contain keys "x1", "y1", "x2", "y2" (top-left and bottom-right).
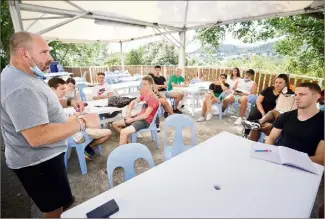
[
  {"x1": 92, "y1": 84, "x2": 113, "y2": 98},
  {"x1": 226, "y1": 78, "x2": 239, "y2": 89},
  {"x1": 236, "y1": 79, "x2": 255, "y2": 94}
]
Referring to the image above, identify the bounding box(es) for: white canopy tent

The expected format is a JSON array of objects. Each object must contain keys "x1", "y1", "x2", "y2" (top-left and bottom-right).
[{"x1": 8, "y1": 0, "x2": 324, "y2": 72}]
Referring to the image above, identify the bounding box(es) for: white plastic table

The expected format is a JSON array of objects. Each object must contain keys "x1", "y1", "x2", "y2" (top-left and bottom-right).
[
  {"x1": 84, "y1": 81, "x2": 141, "y2": 100},
  {"x1": 61, "y1": 132, "x2": 324, "y2": 218},
  {"x1": 44, "y1": 72, "x2": 73, "y2": 78},
  {"x1": 173, "y1": 81, "x2": 211, "y2": 116}
]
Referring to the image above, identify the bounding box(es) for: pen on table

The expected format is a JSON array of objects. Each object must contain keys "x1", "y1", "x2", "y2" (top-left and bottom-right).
[{"x1": 255, "y1": 149, "x2": 272, "y2": 152}]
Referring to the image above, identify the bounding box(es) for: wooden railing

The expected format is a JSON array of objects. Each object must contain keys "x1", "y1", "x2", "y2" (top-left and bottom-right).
[{"x1": 64, "y1": 65, "x2": 324, "y2": 93}]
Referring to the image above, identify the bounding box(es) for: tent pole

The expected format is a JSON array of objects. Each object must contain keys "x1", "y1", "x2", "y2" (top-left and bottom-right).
[
  {"x1": 7, "y1": 0, "x2": 24, "y2": 32},
  {"x1": 120, "y1": 41, "x2": 125, "y2": 71},
  {"x1": 178, "y1": 31, "x2": 186, "y2": 78}
]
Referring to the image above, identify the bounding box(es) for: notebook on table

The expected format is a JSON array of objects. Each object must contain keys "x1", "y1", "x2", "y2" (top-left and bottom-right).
[{"x1": 250, "y1": 142, "x2": 320, "y2": 175}]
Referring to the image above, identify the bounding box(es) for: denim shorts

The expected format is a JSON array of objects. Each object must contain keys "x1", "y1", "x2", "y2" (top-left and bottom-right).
[{"x1": 125, "y1": 117, "x2": 149, "y2": 132}]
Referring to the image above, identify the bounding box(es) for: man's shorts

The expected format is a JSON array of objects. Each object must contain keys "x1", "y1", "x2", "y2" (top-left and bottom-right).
[
  {"x1": 13, "y1": 153, "x2": 73, "y2": 213},
  {"x1": 234, "y1": 95, "x2": 241, "y2": 102},
  {"x1": 125, "y1": 117, "x2": 149, "y2": 132},
  {"x1": 160, "y1": 91, "x2": 174, "y2": 98}
]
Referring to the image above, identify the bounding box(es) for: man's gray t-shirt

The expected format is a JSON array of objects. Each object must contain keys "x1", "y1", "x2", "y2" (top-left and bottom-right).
[{"x1": 1, "y1": 65, "x2": 67, "y2": 169}]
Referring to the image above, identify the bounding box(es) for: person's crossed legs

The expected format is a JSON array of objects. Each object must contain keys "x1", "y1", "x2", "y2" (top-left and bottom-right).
[
  {"x1": 198, "y1": 93, "x2": 219, "y2": 121},
  {"x1": 112, "y1": 118, "x2": 149, "y2": 145},
  {"x1": 165, "y1": 91, "x2": 184, "y2": 113},
  {"x1": 84, "y1": 128, "x2": 112, "y2": 160},
  {"x1": 159, "y1": 96, "x2": 174, "y2": 116},
  {"x1": 222, "y1": 94, "x2": 235, "y2": 112}
]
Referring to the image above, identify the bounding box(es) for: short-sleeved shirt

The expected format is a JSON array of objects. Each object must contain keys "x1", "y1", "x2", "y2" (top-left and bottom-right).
[
  {"x1": 259, "y1": 86, "x2": 280, "y2": 113},
  {"x1": 92, "y1": 84, "x2": 113, "y2": 98},
  {"x1": 168, "y1": 75, "x2": 185, "y2": 91},
  {"x1": 236, "y1": 79, "x2": 255, "y2": 94},
  {"x1": 260, "y1": 86, "x2": 294, "y2": 113},
  {"x1": 226, "y1": 78, "x2": 239, "y2": 89},
  {"x1": 209, "y1": 82, "x2": 230, "y2": 97},
  {"x1": 152, "y1": 75, "x2": 167, "y2": 91},
  {"x1": 138, "y1": 92, "x2": 160, "y2": 124},
  {"x1": 273, "y1": 110, "x2": 324, "y2": 156},
  {"x1": 0, "y1": 65, "x2": 67, "y2": 169}
]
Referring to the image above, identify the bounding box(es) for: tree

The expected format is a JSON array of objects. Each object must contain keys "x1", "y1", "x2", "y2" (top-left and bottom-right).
[
  {"x1": 196, "y1": 13, "x2": 324, "y2": 77},
  {"x1": 104, "y1": 52, "x2": 121, "y2": 66},
  {"x1": 141, "y1": 40, "x2": 178, "y2": 65},
  {"x1": 124, "y1": 49, "x2": 143, "y2": 65},
  {"x1": 1, "y1": 0, "x2": 14, "y2": 71}
]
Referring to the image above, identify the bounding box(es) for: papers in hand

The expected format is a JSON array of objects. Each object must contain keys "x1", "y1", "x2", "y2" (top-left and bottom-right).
[{"x1": 250, "y1": 142, "x2": 320, "y2": 175}]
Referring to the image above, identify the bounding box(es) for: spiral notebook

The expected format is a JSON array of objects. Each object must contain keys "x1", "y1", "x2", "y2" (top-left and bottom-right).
[{"x1": 250, "y1": 142, "x2": 320, "y2": 175}]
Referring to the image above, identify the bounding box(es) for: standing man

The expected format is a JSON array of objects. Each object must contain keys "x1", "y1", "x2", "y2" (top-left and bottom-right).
[
  {"x1": 92, "y1": 72, "x2": 116, "y2": 100},
  {"x1": 1, "y1": 31, "x2": 99, "y2": 218}
]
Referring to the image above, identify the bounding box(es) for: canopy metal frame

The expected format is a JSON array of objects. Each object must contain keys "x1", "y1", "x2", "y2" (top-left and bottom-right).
[{"x1": 8, "y1": 0, "x2": 324, "y2": 72}]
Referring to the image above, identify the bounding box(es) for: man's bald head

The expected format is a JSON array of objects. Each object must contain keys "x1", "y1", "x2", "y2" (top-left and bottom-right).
[
  {"x1": 9, "y1": 31, "x2": 53, "y2": 72},
  {"x1": 9, "y1": 31, "x2": 38, "y2": 56}
]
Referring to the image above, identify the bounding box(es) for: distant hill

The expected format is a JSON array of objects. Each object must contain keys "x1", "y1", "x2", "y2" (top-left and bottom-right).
[{"x1": 188, "y1": 41, "x2": 278, "y2": 58}]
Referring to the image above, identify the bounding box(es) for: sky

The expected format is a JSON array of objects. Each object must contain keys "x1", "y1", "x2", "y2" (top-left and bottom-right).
[{"x1": 107, "y1": 30, "x2": 277, "y2": 54}]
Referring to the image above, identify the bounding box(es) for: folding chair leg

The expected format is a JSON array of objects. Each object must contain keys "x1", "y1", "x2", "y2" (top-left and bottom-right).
[
  {"x1": 97, "y1": 145, "x2": 102, "y2": 156},
  {"x1": 76, "y1": 147, "x2": 88, "y2": 175},
  {"x1": 218, "y1": 105, "x2": 223, "y2": 120},
  {"x1": 131, "y1": 133, "x2": 137, "y2": 143},
  {"x1": 151, "y1": 130, "x2": 155, "y2": 142}
]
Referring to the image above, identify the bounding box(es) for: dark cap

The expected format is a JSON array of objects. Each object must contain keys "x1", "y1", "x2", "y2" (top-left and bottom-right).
[{"x1": 246, "y1": 69, "x2": 255, "y2": 75}]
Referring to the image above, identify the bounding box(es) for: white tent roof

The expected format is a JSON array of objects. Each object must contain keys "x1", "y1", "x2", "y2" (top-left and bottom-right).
[{"x1": 10, "y1": 0, "x2": 323, "y2": 43}]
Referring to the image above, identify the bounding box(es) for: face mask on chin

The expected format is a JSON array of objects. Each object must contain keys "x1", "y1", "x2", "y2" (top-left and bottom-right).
[
  {"x1": 24, "y1": 51, "x2": 47, "y2": 80},
  {"x1": 244, "y1": 78, "x2": 251, "y2": 82}
]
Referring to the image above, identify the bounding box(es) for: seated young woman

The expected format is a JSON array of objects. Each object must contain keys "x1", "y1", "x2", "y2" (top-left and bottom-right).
[
  {"x1": 197, "y1": 73, "x2": 230, "y2": 122},
  {"x1": 242, "y1": 74, "x2": 292, "y2": 137}
]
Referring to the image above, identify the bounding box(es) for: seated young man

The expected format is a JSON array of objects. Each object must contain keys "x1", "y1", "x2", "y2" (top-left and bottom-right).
[
  {"x1": 48, "y1": 77, "x2": 112, "y2": 160},
  {"x1": 112, "y1": 76, "x2": 160, "y2": 145},
  {"x1": 92, "y1": 72, "x2": 116, "y2": 100},
  {"x1": 148, "y1": 73, "x2": 174, "y2": 118},
  {"x1": 151, "y1": 65, "x2": 184, "y2": 114},
  {"x1": 165, "y1": 67, "x2": 188, "y2": 114},
  {"x1": 222, "y1": 69, "x2": 257, "y2": 125},
  {"x1": 197, "y1": 73, "x2": 230, "y2": 122},
  {"x1": 265, "y1": 83, "x2": 324, "y2": 165}
]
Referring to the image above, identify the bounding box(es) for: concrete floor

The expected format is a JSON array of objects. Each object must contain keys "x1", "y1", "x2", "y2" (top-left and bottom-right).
[{"x1": 7, "y1": 106, "x2": 323, "y2": 218}]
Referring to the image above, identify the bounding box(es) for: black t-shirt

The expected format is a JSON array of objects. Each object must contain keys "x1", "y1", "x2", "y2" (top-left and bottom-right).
[
  {"x1": 209, "y1": 82, "x2": 230, "y2": 97},
  {"x1": 273, "y1": 110, "x2": 324, "y2": 156},
  {"x1": 260, "y1": 86, "x2": 280, "y2": 113},
  {"x1": 152, "y1": 75, "x2": 167, "y2": 91}
]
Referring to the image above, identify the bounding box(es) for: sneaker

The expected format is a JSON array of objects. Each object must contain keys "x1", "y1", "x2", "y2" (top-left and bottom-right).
[
  {"x1": 84, "y1": 151, "x2": 93, "y2": 161},
  {"x1": 157, "y1": 127, "x2": 160, "y2": 132},
  {"x1": 206, "y1": 113, "x2": 213, "y2": 121},
  {"x1": 173, "y1": 109, "x2": 183, "y2": 114},
  {"x1": 242, "y1": 120, "x2": 261, "y2": 130},
  {"x1": 197, "y1": 116, "x2": 206, "y2": 122},
  {"x1": 234, "y1": 117, "x2": 243, "y2": 126},
  {"x1": 164, "y1": 112, "x2": 169, "y2": 118},
  {"x1": 85, "y1": 145, "x2": 95, "y2": 156}
]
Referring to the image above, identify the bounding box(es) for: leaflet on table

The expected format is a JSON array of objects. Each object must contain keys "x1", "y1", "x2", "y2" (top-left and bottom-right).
[{"x1": 250, "y1": 142, "x2": 320, "y2": 175}]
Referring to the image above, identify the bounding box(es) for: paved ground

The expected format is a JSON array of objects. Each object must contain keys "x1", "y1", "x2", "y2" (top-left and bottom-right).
[{"x1": 1, "y1": 108, "x2": 323, "y2": 218}]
